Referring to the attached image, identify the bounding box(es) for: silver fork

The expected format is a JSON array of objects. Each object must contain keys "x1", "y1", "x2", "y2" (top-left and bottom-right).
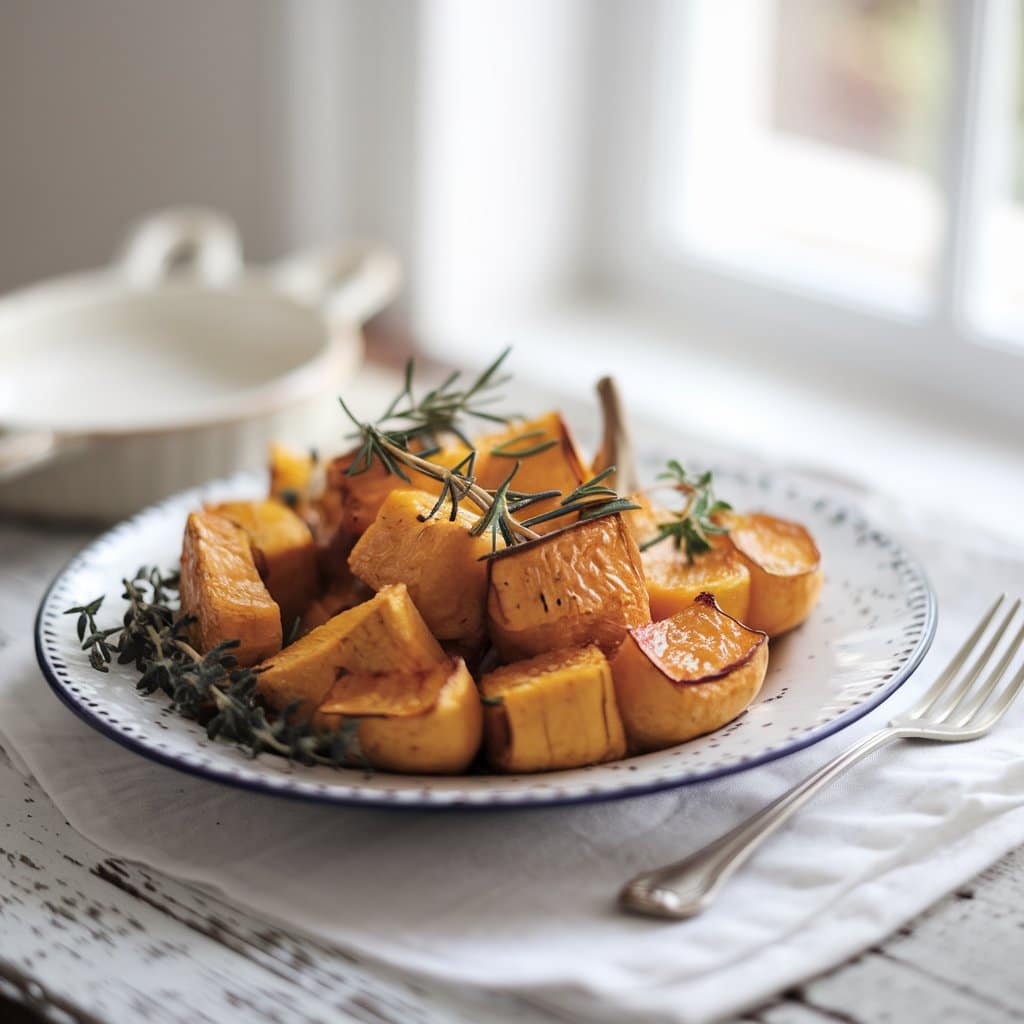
[{"x1": 620, "y1": 595, "x2": 1024, "y2": 920}]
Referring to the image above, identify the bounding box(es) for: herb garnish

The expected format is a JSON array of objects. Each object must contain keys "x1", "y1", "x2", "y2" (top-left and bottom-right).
[
  {"x1": 339, "y1": 351, "x2": 638, "y2": 554},
  {"x1": 66, "y1": 568, "x2": 361, "y2": 766},
  {"x1": 640, "y1": 460, "x2": 732, "y2": 562},
  {"x1": 489, "y1": 429, "x2": 558, "y2": 459}
]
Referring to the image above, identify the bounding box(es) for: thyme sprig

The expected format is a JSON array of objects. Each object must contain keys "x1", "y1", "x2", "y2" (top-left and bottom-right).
[
  {"x1": 640, "y1": 460, "x2": 732, "y2": 562},
  {"x1": 65, "y1": 568, "x2": 361, "y2": 767}
]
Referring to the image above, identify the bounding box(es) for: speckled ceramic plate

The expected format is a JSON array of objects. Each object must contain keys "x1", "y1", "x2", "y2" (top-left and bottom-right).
[{"x1": 35, "y1": 461, "x2": 935, "y2": 809}]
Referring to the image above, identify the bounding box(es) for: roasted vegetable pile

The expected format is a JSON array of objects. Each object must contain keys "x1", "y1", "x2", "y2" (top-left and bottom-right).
[{"x1": 172, "y1": 359, "x2": 823, "y2": 775}]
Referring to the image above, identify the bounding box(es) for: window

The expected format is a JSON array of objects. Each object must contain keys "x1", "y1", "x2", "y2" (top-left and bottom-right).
[
  {"x1": 668, "y1": 0, "x2": 949, "y2": 312},
  {"x1": 578, "y1": 0, "x2": 1024, "y2": 420},
  {"x1": 965, "y1": 0, "x2": 1024, "y2": 341}
]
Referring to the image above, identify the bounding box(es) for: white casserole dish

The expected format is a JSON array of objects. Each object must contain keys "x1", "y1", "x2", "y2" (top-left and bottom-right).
[{"x1": 0, "y1": 207, "x2": 401, "y2": 521}]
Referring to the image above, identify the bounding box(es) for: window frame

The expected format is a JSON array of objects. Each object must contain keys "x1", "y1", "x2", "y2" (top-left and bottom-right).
[{"x1": 583, "y1": 0, "x2": 1024, "y2": 422}]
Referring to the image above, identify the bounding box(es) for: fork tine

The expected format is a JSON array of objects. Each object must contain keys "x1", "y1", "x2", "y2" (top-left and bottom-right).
[
  {"x1": 968, "y1": 659, "x2": 1024, "y2": 733},
  {"x1": 949, "y1": 618, "x2": 1024, "y2": 727},
  {"x1": 928, "y1": 599, "x2": 1021, "y2": 722},
  {"x1": 907, "y1": 594, "x2": 1005, "y2": 719}
]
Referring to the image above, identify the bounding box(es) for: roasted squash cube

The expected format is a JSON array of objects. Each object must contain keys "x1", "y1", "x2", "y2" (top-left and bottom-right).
[
  {"x1": 474, "y1": 411, "x2": 589, "y2": 534},
  {"x1": 643, "y1": 543, "x2": 751, "y2": 623},
  {"x1": 179, "y1": 511, "x2": 282, "y2": 667},
  {"x1": 268, "y1": 443, "x2": 316, "y2": 506},
  {"x1": 312, "y1": 658, "x2": 483, "y2": 774},
  {"x1": 348, "y1": 489, "x2": 491, "y2": 649},
  {"x1": 620, "y1": 491, "x2": 662, "y2": 548},
  {"x1": 324, "y1": 441, "x2": 469, "y2": 537},
  {"x1": 208, "y1": 499, "x2": 319, "y2": 636},
  {"x1": 480, "y1": 645, "x2": 627, "y2": 773},
  {"x1": 298, "y1": 574, "x2": 374, "y2": 636},
  {"x1": 611, "y1": 593, "x2": 768, "y2": 752},
  {"x1": 256, "y1": 583, "x2": 445, "y2": 720},
  {"x1": 487, "y1": 514, "x2": 651, "y2": 660},
  {"x1": 725, "y1": 513, "x2": 824, "y2": 636}
]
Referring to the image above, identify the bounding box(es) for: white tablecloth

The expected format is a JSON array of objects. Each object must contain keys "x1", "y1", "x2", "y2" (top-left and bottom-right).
[{"x1": 1, "y1": 482, "x2": 1022, "y2": 1024}]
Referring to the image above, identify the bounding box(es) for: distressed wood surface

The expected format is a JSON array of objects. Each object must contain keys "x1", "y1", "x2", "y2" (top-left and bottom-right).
[
  {"x1": 0, "y1": 746, "x2": 555, "y2": 1024},
  {"x1": 2, "y1": 738, "x2": 1021, "y2": 1024}
]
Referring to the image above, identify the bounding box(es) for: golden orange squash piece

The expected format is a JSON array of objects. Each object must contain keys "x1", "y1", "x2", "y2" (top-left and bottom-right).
[
  {"x1": 268, "y1": 443, "x2": 316, "y2": 506},
  {"x1": 256, "y1": 583, "x2": 446, "y2": 721},
  {"x1": 725, "y1": 513, "x2": 824, "y2": 636},
  {"x1": 611, "y1": 592, "x2": 768, "y2": 752},
  {"x1": 312, "y1": 658, "x2": 483, "y2": 774},
  {"x1": 208, "y1": 499, "x2": 319, "y2": 637},
  {"x1": 487, "y1": 514, "x2": 651, "y2": 661},
  {"x1": 323, "y1": 442, "x2": 469, "y2": 538},
  {"x1": 642, "y1": 544, "x2": 751, "y2": 623},
  {"x1": 624, "y1": 497, "x2": 663, "y2": 549},
  {"x1": 480, "y1": 645, "x2": 627, "y2": 773},
  {"x1": 348, "y1": 489, "x2": 491, "y2": 650},
  {"x1": 474, "y1": 411, "x2": 589, "y2": 534},
  {"x1": 298, "y1": 574, "x2": 374, "y2": 636},
  {"x1": 179, "y1": 511, "x2": 282, "y2": 667}
]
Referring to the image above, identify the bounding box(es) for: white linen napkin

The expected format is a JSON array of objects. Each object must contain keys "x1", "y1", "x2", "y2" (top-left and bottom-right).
[{"x1": 1, "y1": 492, "x2": 1023, "y2": 1024}]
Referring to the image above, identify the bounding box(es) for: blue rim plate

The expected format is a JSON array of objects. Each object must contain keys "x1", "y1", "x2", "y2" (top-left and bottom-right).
[{"x1": 34, "y1": 463, "x2": 936, "y2": 809}]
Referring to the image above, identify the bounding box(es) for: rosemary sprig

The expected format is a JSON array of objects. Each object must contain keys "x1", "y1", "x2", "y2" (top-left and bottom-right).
[
  {"x1": 519, "y1": 467, "x2": 641, "y2": 529},
  {"x1": 489, "y1": 429, "x2": 558, "y2": 459},
  {"x1": 639, "y1": 460, "x2": 732, "y2": 562},
  {"x1": 65, "y1": 568, "x2": 361, "y2": 767},
  {"x1": 357, "y1": 348, "x2": 515, "y2": 453},
  {"x1": 339, "y1": 356, "x2": 634, "y2": 557},
  {"x1": 339, "y1": 351, "x2": 640, "y2": 553}
]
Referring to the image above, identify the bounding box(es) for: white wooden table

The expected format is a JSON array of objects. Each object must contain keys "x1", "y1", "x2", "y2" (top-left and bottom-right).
[
  {"x1": 2, "y1": 519, "x2": 1021, "y2": 1024},
  {"x1": 0, "y1": 737, "x2": 1021, "y2": 1024}
]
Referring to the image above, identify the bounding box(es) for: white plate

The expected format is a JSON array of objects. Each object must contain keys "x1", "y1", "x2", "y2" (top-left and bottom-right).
[{"x1": 35, "y1": 463, "x2": 935, "y2": 809}]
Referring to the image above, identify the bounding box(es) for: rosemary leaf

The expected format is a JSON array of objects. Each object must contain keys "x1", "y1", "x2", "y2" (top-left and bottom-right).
[{"x1": 490, "y1": 429, "x2": 558, "y2": 459}]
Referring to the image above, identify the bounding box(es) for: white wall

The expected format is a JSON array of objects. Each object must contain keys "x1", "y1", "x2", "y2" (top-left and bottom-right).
[
  {"x1": 0, "y1": 0, "x2": 422, "y2": 295},
  {"x1": 0, "y1": 0, "x2": 589, "y2": 338},
  {"x1": 0, "y1": 1, "x2": 293, "y2": 288}
]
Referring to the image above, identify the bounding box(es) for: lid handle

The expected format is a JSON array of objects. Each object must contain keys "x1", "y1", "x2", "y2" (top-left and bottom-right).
[
  {"x1": 118, "y1": 207, "x2": 243, "y2": 286},
  {"x1": 272, "y1": 240, "x2": 403, "y2": 326}
]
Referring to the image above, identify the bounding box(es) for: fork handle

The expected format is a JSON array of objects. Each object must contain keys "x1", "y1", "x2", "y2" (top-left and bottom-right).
[{"x1": 620, "y1": 728, "x2": 901, "y2": 919}]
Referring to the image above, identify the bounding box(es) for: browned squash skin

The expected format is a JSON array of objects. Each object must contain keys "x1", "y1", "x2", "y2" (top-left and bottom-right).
[
  {"x1": 179, "y1": 512, "x2": 282, "y2": 667},
  {"x1": 481, "y1": 645, "x2": 627, "y2": 773},
  {"x1": 474, "y1": 411, "x2": 589, "y2": 534},
  {"x1": 610, "y1": 593, "x2": 768, "y2": 752},
  {"x1": 348, "y1": 489, "x2": 491, "y2": 649},
  {"x1": 208, "y1": 499, "x2": 319, "y2": 636},
  {"x1": 256, "y1": 583, "x2": 446, "y2": 721},
  {"x1": 725, "y1": 513, "x2": 824, "y2": 636},
  {"x1": 312, "y1": 658, "x2": 483, "y2": 774},
  {"x1": 487, "y1": 514, "x2": 651, "y2": 661}
]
